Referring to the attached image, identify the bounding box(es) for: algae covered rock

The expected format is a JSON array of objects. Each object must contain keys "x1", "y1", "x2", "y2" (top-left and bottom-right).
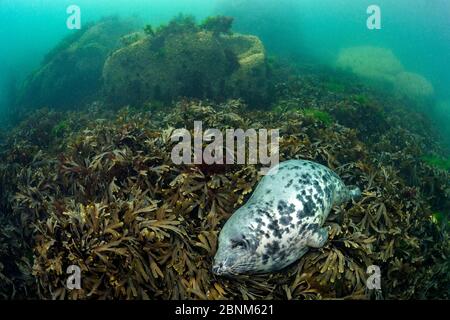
[
  {"x1": 221, "y1": 33, "x2": 268, "y2": 105},
  {"x1": 336, "y1": 46, "x2": 404, "y2": 84},
  {"x1": 336, "y1": 46, "x2": 436, "y2": 102},
  {"x1": 102, "y1": 17, "x2": 269, "y2": 107},
  {"x1": 394, "y1": 71, "x2": 435, "y2": 99},
  {"x1": 17, "y1": 17, "x2": 139, "y2": 110}
]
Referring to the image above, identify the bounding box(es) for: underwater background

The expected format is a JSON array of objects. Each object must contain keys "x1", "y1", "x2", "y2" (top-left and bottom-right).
[
  {"x1": 0, "y1": 0, "x2": 449, "y2": 299},
  {"x1": 1, "y1": 0, "x2": 450, "y2": 143}
]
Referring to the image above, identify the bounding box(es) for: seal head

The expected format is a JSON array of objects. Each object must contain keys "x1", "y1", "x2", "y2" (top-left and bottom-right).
[{"x1": 212, "y1": 209, "x2": 264, "y2": 276}]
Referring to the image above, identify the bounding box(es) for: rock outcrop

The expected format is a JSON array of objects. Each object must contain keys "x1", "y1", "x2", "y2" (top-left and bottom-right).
[
  {"x1": 102, "y1": 22, "x2": 269, "y2": 106},
  {"x1": 17, "y1": 16, "x2": 270, "y2": 110},
  {"x1": 336, "y1": 46, "x2": 435, "y2": 101},
  {"x1": 394, "y1": 71, "x2": 434, "y2": 99},
  {"x1": 17, "y1": 17, "x2": 138, "y2": 109},
  {"x1": 336, "y1": 46, "x2": 404, "y2": 84}
]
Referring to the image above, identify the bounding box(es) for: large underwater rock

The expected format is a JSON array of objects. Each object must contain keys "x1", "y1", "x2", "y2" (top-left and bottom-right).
[
  {"x1": 17, "y1": 17, "x2": 139, "y2": 109},
  {"x1": 336, "y1": 46, "x2": 435, "y2": 101},
  {"x1": 336, "y1": 46, "x2": 404, "y2": 84},
  {"x1": 102, "y1": 25, "x2": 269, "y2": 106},
  {"x1": 394, "y1": 71, "x2": 434, "y2": 99}
]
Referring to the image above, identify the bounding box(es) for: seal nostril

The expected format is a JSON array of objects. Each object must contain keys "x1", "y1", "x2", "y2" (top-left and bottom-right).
[{"x1": 212, "y1": 262, "x2": 224, "y2": 275}]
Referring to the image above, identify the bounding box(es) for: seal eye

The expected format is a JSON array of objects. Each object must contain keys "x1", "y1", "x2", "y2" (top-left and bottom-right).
[{"x1": 231, "y1": 239, "x2": 247, "y2": 249}]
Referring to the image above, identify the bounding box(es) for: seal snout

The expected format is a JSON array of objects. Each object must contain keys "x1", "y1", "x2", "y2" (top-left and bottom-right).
[
  {"x1": 212, "y1": 263, "x2": 223, "y2": 275},
  {"x1": 212, "y1": 260, "x2": 229, "y2": 276}
]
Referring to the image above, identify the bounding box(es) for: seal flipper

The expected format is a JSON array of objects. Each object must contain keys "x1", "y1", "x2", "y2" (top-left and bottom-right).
[
  {"x1": 333, "y1": 182, "x2": 361, "y2": 205},
  {"x1": 306, "y1": 227, "x2": 329, "y2": 248}
]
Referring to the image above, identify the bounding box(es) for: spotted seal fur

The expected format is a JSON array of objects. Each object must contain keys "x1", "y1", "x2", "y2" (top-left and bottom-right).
[{"x1": 212, "y1": 159, "x2": 361, "y2": 276}]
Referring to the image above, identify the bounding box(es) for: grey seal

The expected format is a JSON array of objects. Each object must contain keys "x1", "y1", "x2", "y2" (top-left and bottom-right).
[{"x1": 212, "y1": 159, "x2": 361, "y2": 276}]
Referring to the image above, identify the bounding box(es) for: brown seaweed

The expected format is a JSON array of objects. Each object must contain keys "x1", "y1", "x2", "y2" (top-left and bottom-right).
[{"x1": 0, "y1": 73, "x2": 448, "y2": 300}]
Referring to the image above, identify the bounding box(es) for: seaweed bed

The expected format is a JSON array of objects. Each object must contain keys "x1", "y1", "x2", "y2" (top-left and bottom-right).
[{"x1": 1, "y1": 65, "x2": 449, "y2": 300}]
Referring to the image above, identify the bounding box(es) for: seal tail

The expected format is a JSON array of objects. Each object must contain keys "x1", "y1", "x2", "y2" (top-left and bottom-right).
[{"x1": 348, "y1": 185, "x2": 362, "y2": 201}]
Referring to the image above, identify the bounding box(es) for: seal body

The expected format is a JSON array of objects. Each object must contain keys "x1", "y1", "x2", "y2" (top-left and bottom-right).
[{"x1": 212, "y1": 160, "x2": 361, "y2": 276}]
